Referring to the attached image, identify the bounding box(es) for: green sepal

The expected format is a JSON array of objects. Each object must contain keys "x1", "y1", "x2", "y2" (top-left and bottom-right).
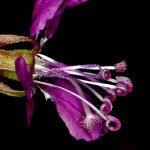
[
  {"x1": 0, "y1": 49, "x2": 34, "y2": 80},
  {"x1": 0, "y1": 82, "x2": 25, "y2": 97}
]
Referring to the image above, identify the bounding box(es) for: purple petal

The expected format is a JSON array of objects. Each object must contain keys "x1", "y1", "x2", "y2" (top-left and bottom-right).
[
  {"x1": 65, "y1": 0, "x2": 88, "y2": 8},
  {"x1": 30, "y1": 0, "x2": 88, "y2": 39},
  {"x1": 15, "y1": 57, "x2": 33, "y2": 100},
  {"x1": 30, "y1": 0, "x2": 63, "y2": 38},
  {"x1": 44, "y1": 10, "x2": 62, "y2": 39},
  {"x1": 26, "y1": 99, "x2": 34, "y2": 126},
  {"x1": 38, "y1": 79, "x2": 104, "y2": 141},
  {"x1": 15, "y1": 57, "x2": 34, "y2": 126}
]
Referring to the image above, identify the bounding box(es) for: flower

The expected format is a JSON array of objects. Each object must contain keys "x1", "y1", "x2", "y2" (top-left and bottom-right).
[
  {"x1": 14, "y1": 48, "x2": 132, "y2": 141},
  {"x1": 0, "y1": 34, "x2": 133, "y2": 141},
  {"x1": 0, "y1": 0, "x2": 133, "y2": 142}
]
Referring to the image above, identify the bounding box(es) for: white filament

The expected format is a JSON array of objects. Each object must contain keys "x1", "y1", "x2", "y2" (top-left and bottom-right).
[
  {"x1": 79, "y1": 79, "x2": 116, "y2": 89},
  {"x1": 37, "y1": 54, "x2": 59, "y2": 64},
  {"x1": 101, "y1": 66, "x2": 115, "y2": 70},
  {"x1": 59, "y1": 65, "x2": 100, "y2": 70},
  {"x1": 69, "y1": 80, "x2": 92, "y2": 115}
]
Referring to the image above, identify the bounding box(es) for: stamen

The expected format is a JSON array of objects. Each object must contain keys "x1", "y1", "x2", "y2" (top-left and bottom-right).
[
  {"x1": 98, "y1": 69, "x2": 111, "y2": 80},
  {"x1": 34, "y1": 61, "x2": 116, "y2": 103},
  {"x1": 105, "y1": 115, "x2": 121, "y2": 131},
  {"x1": 67, "y1": 71, "x2": 117, "y2": 84},
  {"x1": 100, "y1": 97, "x2": 113, "y2": 114},
  {"x1": 115, "y1": 61, "x2": 127, "y2": 72},
  {"x1": 36, "y1": 54, "x2": 66, "y2": 68},
  {"x1": 79, "y1": 79, "x2": 116, "y2": 89},
  {"x1": 75, "y1": 79, "x2": 104, "y2": 102},
  {"x1": 82, "y1": 72, "x2": 99, "y2": 79},
  {"x1": 70, "y1": 78, "x2": 105, "y2": 132},
  {"x1": 65, "y1": 70, "x2": 86, "y2": 76},
  {"x1": 115, "y1": 83, "x2": 127, "y2": 96},
  {"x1": 65, "y1": 71, "x2": 98, "y2": 81},
  {"x1": 35, "y1": 64, "x2": 50, "y2": 72},
  {"x1": 101, "y1": 66, "x2": 116, "y2": 70},
  {"x1": 68, "y1": 71, "x2": 117, "y2": 84},
  {"x1": 116, "y1": 76, "x2": 133, "y2": 93},
  {"x1": 37, "y1": 54, "x2": 59, "y2": 64},
  {"x1": 106, "y1": 88, "x2": 116, "y2": 102},
  {"x1": 58, "y1": 64, "x2": 100, "y2": 71}
]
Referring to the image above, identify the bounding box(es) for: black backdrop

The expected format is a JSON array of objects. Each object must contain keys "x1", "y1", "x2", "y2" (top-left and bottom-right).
[{"x1": 0, "y1": 0, "x2": 148, "y2": 149}]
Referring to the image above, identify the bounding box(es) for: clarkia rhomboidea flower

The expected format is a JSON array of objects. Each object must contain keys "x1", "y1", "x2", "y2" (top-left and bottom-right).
[
  {"x1": 0, "y1": 0, "x2": 133, "y2": 142},
  {"x1": 0, "y1": 34, "x2": 133, "y2": 141}
]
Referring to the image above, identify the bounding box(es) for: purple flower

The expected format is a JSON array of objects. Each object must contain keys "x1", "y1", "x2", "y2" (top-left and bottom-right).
[
  {"x1": 0, "y1": 0, "x2": 133, "y2": 142},
  {"x1": 30, "y1": 0, "x2": 88, "y2": 41},
  {"x1": 0, "y1": 34, "x2": 131, "y2": 140},
  {"x1": 14, "y1": 52, "x2": 132, "y2": 141}
]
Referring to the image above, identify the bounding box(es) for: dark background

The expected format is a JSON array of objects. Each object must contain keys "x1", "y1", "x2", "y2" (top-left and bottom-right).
[{"x1": 0, "y1": 0, "x2": 148, "y2": 149}]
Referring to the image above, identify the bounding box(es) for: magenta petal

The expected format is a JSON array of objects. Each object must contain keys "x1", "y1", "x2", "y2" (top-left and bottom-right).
[
  {"x1": 15, "y1": 57, "x2": 33, "y2": 100},
  {"x1": 44, "y1": 8, "x2": 62, "y2": 39},
  {"x1": 26, "y1": 99, "x2": 34, "y2": 126},
  {"x1": 65, "y1": 0, "x2": 88, "y2": 8},
  {"x1": 38, "y1": 79, "x2": 103, "y2": 141},
  {"x1": 30, "y1": 0, "x2": 88, "y2": 39},
  {"x1": 15, "y1": 57, "x2": 34, "y2": 126},
  {"x1": 30, "y1": 0, "x2": 63, "y2": 38}
]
